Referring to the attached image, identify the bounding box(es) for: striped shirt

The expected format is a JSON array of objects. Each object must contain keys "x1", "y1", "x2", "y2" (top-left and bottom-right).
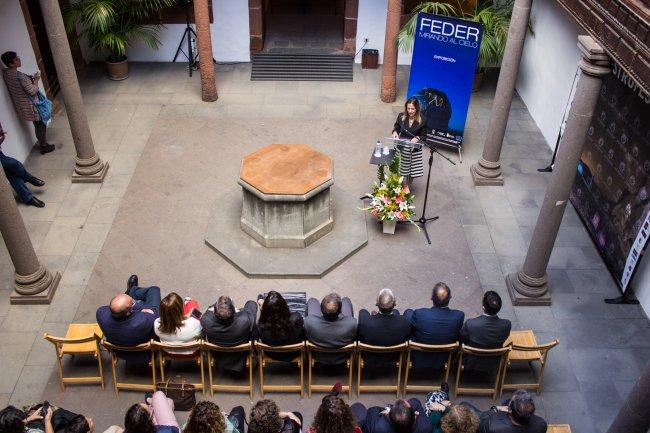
[{"x1": 2, "y1": 68, "x2": 39, "y2": 122}]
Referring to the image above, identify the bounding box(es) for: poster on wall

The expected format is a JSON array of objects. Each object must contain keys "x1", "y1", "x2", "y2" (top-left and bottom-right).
[
  {"x1": 406, "y1": 13, "x2": 483, "y2": 151},
  {"x1": 569, "y1": 63, "x2": 650, "y2": 292}
]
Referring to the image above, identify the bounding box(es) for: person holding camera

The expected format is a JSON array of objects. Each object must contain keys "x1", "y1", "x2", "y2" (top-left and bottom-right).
[
  {"x1": 0, "y1": 403, "x2": 94, "y2": 433},
  {"x1": 477, "y1": 390, "x2": 547, "y2": 433},
  {"x1": 1, "y1": 51, "x2": 54, "y2": 154},
  {"x1": 0, "y1": 124, "x2": 46, "y2": 207}
]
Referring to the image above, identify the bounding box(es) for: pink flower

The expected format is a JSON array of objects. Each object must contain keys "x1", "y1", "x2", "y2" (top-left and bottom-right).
[
  {"x1": 371, "y1": 209, "x2": 379, "y2": 216},
  {"x1": 395, "y1": 211, "x2": 404, "y2": 220},
  {"x1": 403, "y1": 185, "x2": 410, "y2": 194},
  {"x1": 382, "y1": 196, "x2": 389, "y2": 204},
  {"x1": 395, "y1": 197, "x2": 403, "y2": 204}
]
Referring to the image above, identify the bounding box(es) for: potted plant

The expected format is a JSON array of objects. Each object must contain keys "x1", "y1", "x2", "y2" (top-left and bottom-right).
[
  {"x1": 397, "y1": 0, "x2": 524, "y2": 91},
  {"x1": 64, "y1": 0, "x2": 176, "y2": 80},
  {"x1": 362, "y1": 156, "x2": 417, "y2": 234}
]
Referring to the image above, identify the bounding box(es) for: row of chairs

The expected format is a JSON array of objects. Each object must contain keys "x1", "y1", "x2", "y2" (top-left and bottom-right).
[{"x1": 44, "y1": 325, "x2": 559, "y2": 401}]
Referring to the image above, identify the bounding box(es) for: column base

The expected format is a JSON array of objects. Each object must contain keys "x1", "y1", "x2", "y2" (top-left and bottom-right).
[
  {"x1": 471, "y1": 162, "x2": 504, "y2": 186},
  {"x1": 71, "y1": 161, "x2": 109, "y2": 183},
  {"x1": 505, "y1": 272, "x2": 552, "y2": 306},
  {"x1": 10, "y1": 272, "x2": 61, "y2": 305}
]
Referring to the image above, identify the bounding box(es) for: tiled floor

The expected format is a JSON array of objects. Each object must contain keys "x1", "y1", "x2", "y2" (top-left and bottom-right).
[{"x1": 0, "y1": 63, "x2": 647, "y2": 433}]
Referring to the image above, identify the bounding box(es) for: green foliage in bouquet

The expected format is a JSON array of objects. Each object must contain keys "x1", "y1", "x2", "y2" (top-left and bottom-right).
[{"x1": 363, "y1": 155, "x2": 416, "y2": 222}]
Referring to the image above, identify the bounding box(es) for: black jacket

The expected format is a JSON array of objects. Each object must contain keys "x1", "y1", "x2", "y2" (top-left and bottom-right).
[
  {"x1": 392, "y1": 114, "x2": 427, "y2": 142},
  {"x1": 460, "y1": 315, "x2": 511, "y2": 372},
  {"x1": 357, "y1": 309, "x2": 410, "y2": 366},
  {"x1": 201, "y1": 300, "x2": 257, "y2": 371},
  {"x1": 478, "y1": 410, "x2": 547, "y2": 433},
  {"x1": 362, "y1": 405, "x2": 432, "y2": 433}
]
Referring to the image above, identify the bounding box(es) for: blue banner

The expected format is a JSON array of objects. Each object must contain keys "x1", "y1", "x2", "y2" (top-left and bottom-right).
[{"x1": 407, "y1": 13, "x2": 483, "y2": 149}]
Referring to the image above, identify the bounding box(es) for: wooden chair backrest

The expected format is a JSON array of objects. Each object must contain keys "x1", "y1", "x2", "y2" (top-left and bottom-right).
[
  {"x1": 357, "y1": 342, "x2": 408, "y2": 353},
  {"x1": 306, "y1": 341, "x2": 357, "y2": 353},
  {"x1": 255, "y1": 341, "x2": 305, "y2": 354},
  {"x1": 203, "y1": 341, "x2": 253, "y2": 353}
]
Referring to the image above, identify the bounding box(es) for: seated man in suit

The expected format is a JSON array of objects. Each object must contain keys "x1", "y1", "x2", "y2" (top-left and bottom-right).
[
  {"x1": 201, "y1": 295, "x2": 257, "y2": 371},
  {"x1": 460, "y1": 291, "x2": 512, "y2": 372},
  {"x1": 351, "y1": 398, "x2": 431, "y2": 433},
  {"x1": 478, "y1": 390, "x2": 547, "y2": 433},
  {"x1": 404, "y1": 282, "x2": 464, "y2": 369},
  {"x1": 304, "y1": 292, "x2": 357, "y2": 364},
  {"x1": 357, "y1": 288, "x2": 410, "y2": 366},
  {"x1": 96, "y1": 275, "x2": 160, "y2": 360}
]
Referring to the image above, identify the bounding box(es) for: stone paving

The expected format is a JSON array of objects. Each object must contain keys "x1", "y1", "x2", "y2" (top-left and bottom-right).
[{"x1": 0, "y1": 62, "x2": 648, "y2": 433}]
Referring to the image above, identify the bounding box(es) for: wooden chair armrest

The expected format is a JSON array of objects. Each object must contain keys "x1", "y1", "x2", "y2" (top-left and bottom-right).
[
  {"x1": 44, "y1": 333, "x2": 100, "y2": 345},
  {"x1": 254, "y1": 341, "x2": 305, "y2": 352},
  {"x1": 407, "y1": 341, "x2": 459, "y2": 352}
]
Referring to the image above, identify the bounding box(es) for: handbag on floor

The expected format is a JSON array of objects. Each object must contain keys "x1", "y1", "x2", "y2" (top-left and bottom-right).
[{"x1": 156, "y1": 378, "x2": 196, "y2": 411}]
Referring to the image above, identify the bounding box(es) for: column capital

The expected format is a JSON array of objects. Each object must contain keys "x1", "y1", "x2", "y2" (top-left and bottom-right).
[{"x1": 577, "y1": 35, "x2": 611, "y2": 76}]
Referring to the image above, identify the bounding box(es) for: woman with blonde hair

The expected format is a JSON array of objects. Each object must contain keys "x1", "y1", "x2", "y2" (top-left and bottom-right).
[
  {"x1": 391, "y1": 97, "x2": 427, "y2": 187},
  {"x1": 154, "y1": 292, "x2": 202, "y2": 354}
]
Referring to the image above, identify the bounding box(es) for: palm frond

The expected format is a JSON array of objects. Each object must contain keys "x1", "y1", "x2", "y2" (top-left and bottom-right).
[{"x1": 396, "y1": 2, "x2": 459, "y2": 53}]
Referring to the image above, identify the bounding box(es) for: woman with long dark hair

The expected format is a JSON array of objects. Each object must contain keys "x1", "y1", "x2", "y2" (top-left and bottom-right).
[
  {"x1": 308, "y1": 396, "x2": 361, "y2": 433},
  {"x1": 391, "y1": 97, "x2": 426, "y2": 187},
  {"x1": 256, "y1": 291, "x2": 304, "y2": 361}
]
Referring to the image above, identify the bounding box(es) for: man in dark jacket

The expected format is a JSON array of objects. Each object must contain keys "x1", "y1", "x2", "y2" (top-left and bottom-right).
[
  {"x1": 201, "y1": 296, "x2": 257, "y2": 371},
  {"x1": 96, "y1": 276, "x2": 160, "y2": 361},
  {"x1": 404, "y1": 282, "x2": 464, "y2": 369},
  {"x1": 478, "y1": 390, "x2": 547, "y2": 433},
  {"x1": 460, "y1": 291, "x2": 512, "y2": 372},
  {"x1": 357, "y1": 288, "x2": 410, "y2": 366},
  {"x1": 352, "y1": 399, "x2": 431, "y2": 433},
  {"x1": 304, "y1": 292, "x2": 357, "y2": 364}
]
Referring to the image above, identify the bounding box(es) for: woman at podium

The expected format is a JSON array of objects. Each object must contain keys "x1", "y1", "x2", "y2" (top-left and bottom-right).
[{"x1": 392, "y1": 97, "x2": 426, "y2": 186}]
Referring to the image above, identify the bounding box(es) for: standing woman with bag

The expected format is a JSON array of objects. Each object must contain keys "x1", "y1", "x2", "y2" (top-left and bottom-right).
[{"x1": 1, "y1": 51, "x2": 54, "y2": 154}]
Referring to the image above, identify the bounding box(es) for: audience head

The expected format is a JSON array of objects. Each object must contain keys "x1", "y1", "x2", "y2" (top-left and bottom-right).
[
  {"x1": 183, "y1": 400, "x2": 226, "y2": 433},
  {"x1": 215, "y1": 296, "x2": 235, "y2": 324},
  {"x1": 508, "y1": 390, "x2": 536, "y2": 425},
  {"x1": 439, "y1": 405, "x2": 478, "y2": 433},
  {"x1": 259, "y1": 291, "x2": 292, "y2": 338},
  {"x1": 321, "y1": 293, "x2": 343, "y2": 321},
  {"x1": 158, "y1": 292, "x2": 185, "y2": 334},
  {"x1": 482, "y1": 291, "x2": 502, "y2": 316},
  {"x1": 64, "y1": 414, "x2": 95, "y2": 433},
  {"x1": 124, "y1": 403, "x2": 155, "y2": 433},
  {"x1": 248, "y1": 399, "x2": 282, "y2": 433},
  {"x1": 388, "y1": 400, "x2": 416, "y2": 433},
  {"x1": 1, "y1": 52, "x2": 19, "y2": 68},
  {"x1": 109, "y1": 294, "x2": 135, "y2": 319},
  {"x1": 376, "y1": 288, "x2": 396, "y2": 314},
  {"x1": 431, "y1": 282, "x2": 451, "y2": 307},
  {"x1": 0, "y1": 406, "x2": 26, "y2": 433},
  {"x1": 313, "y1": 395, "x2": 356, "y2": 433}
]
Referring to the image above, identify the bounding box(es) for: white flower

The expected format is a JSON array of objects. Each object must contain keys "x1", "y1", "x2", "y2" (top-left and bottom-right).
[
  {"x1": 399, "y1": 201, "x2": 408, "y2": 211},
  {"x1": 393, "y1": 187, "x2": 402, "y2": 194}
]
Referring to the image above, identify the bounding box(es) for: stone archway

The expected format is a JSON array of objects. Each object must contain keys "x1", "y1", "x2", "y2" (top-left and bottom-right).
[{"x1": 248, "y1": 0, "x2": 358, "y2": 54}]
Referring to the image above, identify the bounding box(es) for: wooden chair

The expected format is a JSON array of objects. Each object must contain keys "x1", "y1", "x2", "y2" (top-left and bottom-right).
[
  {"x1": 307, "y1": 341, "x2": 356, "y2": 398},
  {"x1": 203, "y1": 341, "x2": 254, "y2": 397},
  {"x1": 43, "y1": 323, "x2": 105, "y2": 391},
  {"x1": 501, "y1": 331, "x2": 559, "y2": 395},
  {"x1": 454, "y1": 344, "x2": 511, "y2": 400},
  {"x1": 356, "y1": 342, "x2": 407, "y2": 397},
  {"x1": 151, "y1": 340, "x2": 205, "y2": 393},
  {"x1": 403, "y1": 341, "x2": 459, "y2": 393},
  {"x1": 547, "y1": 425, "x2": 572, "y2": 433},
  {"x1": 256, "y1": 341, "x2": 305, "y2": 397},
  {"x1": 102, "y1": 340, "x2": 157, "y2": 395}
]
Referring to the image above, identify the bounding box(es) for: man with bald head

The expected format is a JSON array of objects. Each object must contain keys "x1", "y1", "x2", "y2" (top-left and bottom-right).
[
  {"x1": 304, "y1": 292, "x2": 357, "y2": 364},
  {"x1": 96, "y1": 275, "x2": 161, "y2": 353},
  {"x1": 357, "y1": 288, "x2": 411, "y2": 366}
]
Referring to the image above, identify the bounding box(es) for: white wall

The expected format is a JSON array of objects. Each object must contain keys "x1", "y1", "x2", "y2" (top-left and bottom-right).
[
  {"x1": 516, "y1": 0, "x2": 582, "y2": 150},
  {"x1": 80, "y1": 0, "x2": 250, "y2": 63},
  {"x1": 355, "y1": 0, "x2": 413, "y2": 65},
  {"x1": 0, "y1": 1, "x2": 43, "y2": 163},
  {"x1": 632, "y1": 254, "x2": 650, "y2": 317}
]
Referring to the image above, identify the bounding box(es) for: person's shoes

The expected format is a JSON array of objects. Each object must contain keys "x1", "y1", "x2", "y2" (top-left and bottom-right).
[
  {"x1": 27, "y1": 177, "x2": 45, "y2": 187},
  {"x1": 27, "y1": 197, "x2": 45, "y2": 208},
  {"x1": 440, "y1": 381, "x2": 450, "y2": 395},
  {"x1": 39, "y1": 144, "x2": 55, "y2": 154},
  {"x1": 126, "y1": 274, "x2": 138, "y2": 293},
  {"x1": 330, "y1": 382, "x2": 342, "y2": 396}
]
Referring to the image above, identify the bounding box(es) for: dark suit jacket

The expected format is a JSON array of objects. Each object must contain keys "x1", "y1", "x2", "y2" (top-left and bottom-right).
[
  {"x1": 201, "y1": 300, "x2": 257, "y2": 371},
  {"x1": 460, "y1": 314, "x2": 511, "y2": 371},
  {"x1": 304, "y1": 313, "x2": 357, "y2": 364},
  {"x1": 408, "y1": 306, "x2": 464, "y2": 369},
  {"x1": 96, "y1": 305, "x2": 158, "y2": 362},
  {"x1": 478, "y1": 410, "x2": 547, "y2": 433},
  {"x1": 362, "y1": 406, "x2": 432, "y2": 433},
  {"x1": 357, "y1": 309, "x2": 410, "y2": 366}
]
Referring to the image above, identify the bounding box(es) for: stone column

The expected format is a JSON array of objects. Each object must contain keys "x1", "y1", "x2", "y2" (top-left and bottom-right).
[
  {"x1": 380, "y1": 0, "x2": 401, "y2": 103},
  {"x1": 470, "y1": 0, "x2": 533, "y2": 186},
  {"x1": 38, "y1": 0, "x2": 108, "y2": 183},
  {"x1": 505, "y1": 36, "x2": 610, "y2": 305},
  {"x1": 249, "y1": 0, "x2": 264, "y2": 53},
  {"x1": 193, "y1": 0, "x2": 218, "y2": 102},
  {"x1": 0, "y1": 171, "x2": 60, "y2": 304},
  {"x1": 607, "y1": 362, "x2": 650, "y2": 433},
  {"x1": 343, "y1": 0, "x2": 359, "y2": 53}
]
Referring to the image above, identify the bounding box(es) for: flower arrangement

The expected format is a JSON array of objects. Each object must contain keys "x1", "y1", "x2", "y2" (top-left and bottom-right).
[{"x1": 362, "y1": 155, "x2": 416, "y2": 222}]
